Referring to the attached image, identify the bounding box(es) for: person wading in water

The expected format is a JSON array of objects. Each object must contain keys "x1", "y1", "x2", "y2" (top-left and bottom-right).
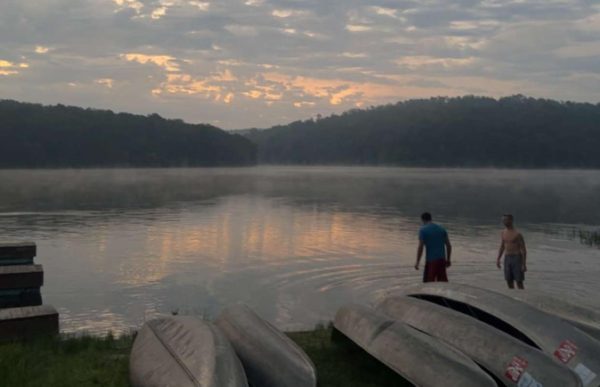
[
  {"x1": 415, "y1": 212, "x2": 452, "y2": 282},
  {"x1": 496, "y1": 214, "x2": 527, "y2": 289}
]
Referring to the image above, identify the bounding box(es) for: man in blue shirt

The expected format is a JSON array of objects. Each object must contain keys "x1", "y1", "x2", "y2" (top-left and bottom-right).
[{"x1": 415, "y1": 212, "x2": 452, "y2": 282}]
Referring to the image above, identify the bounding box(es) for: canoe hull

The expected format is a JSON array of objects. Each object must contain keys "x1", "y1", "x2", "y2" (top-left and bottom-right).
[
  {"x1": 377, "y1": 296, "x2": 581, "y2": 387},
  {"x1": 334, "y1": 304, "x2": 496, "y2": 387},
  {"x1": 216, "y1": 304, "x2": 316, "y2": 387},
  {"x1": 400, "y1": 283, "x2": 600, "y2": 387},
  {"x1": 130, "y1": 316, "x2": 248, "y2": 387}
]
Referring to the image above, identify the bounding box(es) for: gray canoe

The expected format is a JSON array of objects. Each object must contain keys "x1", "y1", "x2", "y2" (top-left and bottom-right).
[
  {"x1": 333, "y1": 304, "x2": 496, "y2": 387},
  {"x1": 504, "y1": 291, "x2": 600, "y2": 341},
  {"x1": 215, "y1": 304, "x2": 316, "y2": 387},
  {"x1": 400, "y1": 283, "x2": 600, "y2": 387},
  {"x1": 377, "y1": 296, "x2": 582, "y2": 387},
  {"x1": 130, "y1": 316, "x2": 248, "y2": 387}
]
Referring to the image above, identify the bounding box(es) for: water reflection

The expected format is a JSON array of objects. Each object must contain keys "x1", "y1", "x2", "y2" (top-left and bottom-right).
[{"x1": 0, "y1": 167, "x2": 598, "y2": 334}]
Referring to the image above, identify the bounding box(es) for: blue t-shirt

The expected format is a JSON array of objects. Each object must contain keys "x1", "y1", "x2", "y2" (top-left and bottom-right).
[{"x1": 419, "y1": 223, "x2": 448, "y2": 262}]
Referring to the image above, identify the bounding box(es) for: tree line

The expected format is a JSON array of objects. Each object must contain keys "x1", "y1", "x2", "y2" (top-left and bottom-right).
[
  {"x1": 0, "y1": 100, "x2": 256, "y2": 167},
  {"x1": 244, "y1": 95, "x2": 600, "y2": 168}
]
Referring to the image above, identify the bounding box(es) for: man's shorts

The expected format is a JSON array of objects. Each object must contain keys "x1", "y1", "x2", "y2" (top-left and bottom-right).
[
  {"x1": 504, "y1": 254, "x2": 525, "y2": 282},
  {"x1": 423, "y1": 258, "x2": 448, "y2": 283}
]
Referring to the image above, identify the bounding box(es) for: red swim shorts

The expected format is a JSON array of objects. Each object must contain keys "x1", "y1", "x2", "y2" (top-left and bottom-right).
[{"x1": 423, "y1": 259, "x2": 448, "y2": 282}]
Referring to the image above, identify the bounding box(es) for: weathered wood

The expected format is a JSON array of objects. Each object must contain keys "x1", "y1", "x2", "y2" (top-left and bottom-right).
[
  {"x1": 0, "y1": 242, "x2": 36, "y2": 265},
  {"x1": 0, "y1": 305, "x2": 59, "y2": 341},
  {"x1": 0, "y1": 265, "x2": 44, "y2": 289},
  {"x1": 0, "y1": 288, "x2": 42, "y2": 308}
]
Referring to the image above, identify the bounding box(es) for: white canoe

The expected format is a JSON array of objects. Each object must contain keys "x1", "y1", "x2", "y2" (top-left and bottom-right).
[
  {"x1": 401, "y1": 283, "x2": 600, "y2": 387},
  {"x1": 377, "y1": 296, "x2": 582, "y2": 387},
  {"x1": 130, "y1": 316, "x2": 248, "y2": 387},
  {"x1": 334, "y1": 304, "x2": 496, "y2": 387},
  {"x1": 215, "y1": 304, "x2": 316, "y2": 387},
  {"x1": 504, "y1": 291, "x2": 600, "y2": 341}
]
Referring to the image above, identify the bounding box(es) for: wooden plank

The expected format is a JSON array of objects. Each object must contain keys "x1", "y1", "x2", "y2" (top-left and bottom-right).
[
  {"x1": 0, "y1": 288, "x2": 42, "y2": 308},
  {"x1": 0, "y1": 265, "x2": 44, "y2": 289},
  {"x1": 0, "y1": 305, "x2": 59, "y2": 341},
  {"x1": 0, "y1": 242, "x2": 36, "y2": 260}
]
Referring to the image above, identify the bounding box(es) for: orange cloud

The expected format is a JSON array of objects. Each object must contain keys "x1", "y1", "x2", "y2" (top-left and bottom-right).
[{"x1": 122, "y1": 53, "x2": 180, "y2": 72}]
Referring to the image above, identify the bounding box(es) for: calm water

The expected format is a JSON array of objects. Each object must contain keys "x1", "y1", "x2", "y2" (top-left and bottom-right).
[{"x1": 0, "y1": 167, "x2": 599, "y2": 334}]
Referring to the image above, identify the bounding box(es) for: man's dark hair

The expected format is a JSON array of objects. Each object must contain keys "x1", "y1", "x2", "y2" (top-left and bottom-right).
[
  {"x1": 421, "y1": 212, "x2": 432, "y2": 222},
  {"x1": 503, "y1": 214, "x2": 514, "y2": 219}
]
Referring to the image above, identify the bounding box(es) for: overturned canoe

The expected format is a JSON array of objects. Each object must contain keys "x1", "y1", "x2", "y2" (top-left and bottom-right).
[
  {"x1": 333, "y1": 304, "x2": 496, "y2": 387},
  {"x1": 505, "y1": 291, "x2": 600, "y2": 341},
  {"x1": 400, "y1": 283, "x2": 600, "y2": 387},
  {"x1": 377, "y1": 296, "x2": 581, "y2": 387},
  {"x1": 130, "y1": 316, "x2": 248, "y2": 387},
  {"x1": 216, "y1": 304, "x2": 316, "y2": 387}
]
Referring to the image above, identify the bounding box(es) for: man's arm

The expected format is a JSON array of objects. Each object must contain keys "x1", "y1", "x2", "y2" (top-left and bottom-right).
[
  {"x1": 496, "y1": 236, "x2": 505, "y2": 269},
  {"x1": 415, "y1": 240, "x2": 424, "y2": 270},
  {"x1": 445, "y1": 235, "x2": 452, "y2": 267},
  {"x1": 519, "y1": 234, "x2": 527, "y2": 272}
]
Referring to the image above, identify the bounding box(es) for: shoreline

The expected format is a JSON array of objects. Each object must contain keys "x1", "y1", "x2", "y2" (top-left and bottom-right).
[{"x1": 0, "y1": 326, "x2": 411, "y2": 387}]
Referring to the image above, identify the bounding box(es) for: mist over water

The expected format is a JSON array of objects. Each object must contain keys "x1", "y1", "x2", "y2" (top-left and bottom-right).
[{"x1": 0, "y1": 167, "x2": 599, "y2": 334}]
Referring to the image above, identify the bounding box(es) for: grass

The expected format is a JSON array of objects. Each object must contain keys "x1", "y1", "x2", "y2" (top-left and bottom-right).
[
  {"x1": 0, "y1": 326, "x2": 411, "y2": 387},
  {"x1": 577, "y1": 229, "x2": 600, "y2": 248},
  {"x1": 0, "y1": 333, "x2": 132, "y2": 387}
]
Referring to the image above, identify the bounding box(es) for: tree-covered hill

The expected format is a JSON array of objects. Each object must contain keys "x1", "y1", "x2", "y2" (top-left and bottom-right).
[
  {"x1": 244, "y1": 95, "x2": 600, "y2": 168},
  {"x1": 0, "y1": 100, "x2": 256, "y2": 167}
]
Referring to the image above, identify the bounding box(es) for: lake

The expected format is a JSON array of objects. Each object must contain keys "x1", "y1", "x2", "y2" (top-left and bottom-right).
[{"x1": 0, "y1": 167, "x2": 599, "y2": 334}]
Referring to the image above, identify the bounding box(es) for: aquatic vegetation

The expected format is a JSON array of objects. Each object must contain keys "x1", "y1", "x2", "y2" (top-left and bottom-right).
[{"x1": 577, "y1": 229, "x2": 600, "y2": 248}]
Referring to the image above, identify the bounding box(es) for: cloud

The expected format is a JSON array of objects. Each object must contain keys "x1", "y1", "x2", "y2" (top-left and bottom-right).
[
  {"x1": 0, "y1": 0, "x2": 598, "y2": 129},
  {"x1": 95, "y1": 78, "x2": 115, "y2": 88},
  {"x1": 121, "y1": 54, "x2": 180, "y2": 72},
  {"x1": 0, "y1": 59, "x2": 28, "y2": 76},
  {"x1": 35, "y1": 46, "x2": 50, "y2": 54}
]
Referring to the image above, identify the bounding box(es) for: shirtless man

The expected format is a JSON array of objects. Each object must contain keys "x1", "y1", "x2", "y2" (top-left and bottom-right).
[{"x1": 496, "y1": 214, "x2": 527, "y2": 289}]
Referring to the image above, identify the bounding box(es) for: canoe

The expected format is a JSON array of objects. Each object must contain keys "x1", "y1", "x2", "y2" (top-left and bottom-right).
[
  {"x1": 130, "y1": 316, "x2": 248, "y2": 387},
  {"x1": 333, "y1": 304, "x2": 496, "y2": 387},
  {"x1": 377, "y1": 296, "x2": 581, "y2": 387},
  {"x1": 216, "y1": 304, "x2": 316, "y2": 387},
  {"x1": 504, "y1": 291, "x2": 600, "y2": 341},
  {"x1": 400, "y1": 283, "x2": 600, "y2": 387}
]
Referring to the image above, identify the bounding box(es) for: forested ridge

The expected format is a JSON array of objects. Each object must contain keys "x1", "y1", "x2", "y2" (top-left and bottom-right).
[
  {"x1": 243, "y1": 95, "x2": 600, "y2": 168},
  {"x1": 0, "y1": 100, "x2": 256, "y2": 167}
]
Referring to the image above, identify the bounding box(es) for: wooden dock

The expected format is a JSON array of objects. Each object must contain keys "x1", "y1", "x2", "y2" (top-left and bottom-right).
[{"x1": 0, "y1": 242, "x2": 58, "y2": 340}]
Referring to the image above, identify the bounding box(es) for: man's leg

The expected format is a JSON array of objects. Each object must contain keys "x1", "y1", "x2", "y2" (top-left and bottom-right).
[
  {"x1": 438, "y1": 260, "x2": 448, "y2": 282},
  {"x1": 423, "y1": 262, "x2": 431, "y2": 283},
  {"x1": 504, "y1": 255, "x2": 515, "y2": 289},
  {"x1": 515, "y1": 255, "x2": 525, "y2": 290}
]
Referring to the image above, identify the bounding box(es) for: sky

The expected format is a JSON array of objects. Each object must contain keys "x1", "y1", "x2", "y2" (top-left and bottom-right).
[{"x1": 0, "y1": 0, "x2": 599, "y2": 129}]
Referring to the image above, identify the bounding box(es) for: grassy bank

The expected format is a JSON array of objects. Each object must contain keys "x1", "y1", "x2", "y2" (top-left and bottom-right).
[{"x1": 0, "y1": 327, "x2": 410, "y2": 387}]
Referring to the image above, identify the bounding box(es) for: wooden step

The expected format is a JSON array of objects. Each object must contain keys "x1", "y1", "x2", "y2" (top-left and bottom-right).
[
  {"x1": 0, "y1": 305, "x2": 59, "y2": 341},
  {"x1": 0, "y1": 265, "x2": 44, "y2": 289},
  {"x1": 0, "y1": 288, "x2": 42, "y2": 308},
  {"x1": 0, "y1": 242, "x2": 37, "y2": 266}
]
